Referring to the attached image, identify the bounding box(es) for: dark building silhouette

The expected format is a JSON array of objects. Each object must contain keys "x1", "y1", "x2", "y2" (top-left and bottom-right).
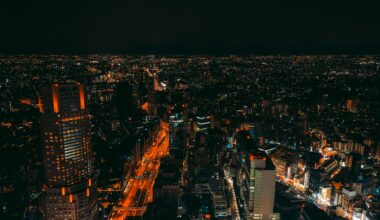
[
  {"x1": 116, "y1": 81, "x2": 138, "y2": 123},
  {"x1": 169, "y1": 113, "x2": 185, "y2": 163}
]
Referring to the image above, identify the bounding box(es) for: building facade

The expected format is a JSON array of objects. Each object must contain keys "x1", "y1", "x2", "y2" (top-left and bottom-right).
[
  {"x1": 39, "y1": 83, "x2": 98, "y2": 220},
  {"x1": 169, "y1": 113, "x2": 185, "y2": 163},
  {"x1": 248, "y1": 154, "x2": 280, "y2": 220}
]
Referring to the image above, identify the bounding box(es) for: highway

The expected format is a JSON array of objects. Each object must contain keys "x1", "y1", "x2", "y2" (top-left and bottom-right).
[{"x1": 110, "y1": 121, "x2": 169, "y2": 219}]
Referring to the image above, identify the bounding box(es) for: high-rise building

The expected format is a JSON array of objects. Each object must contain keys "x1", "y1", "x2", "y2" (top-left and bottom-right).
[
  {"x1": 39, "y1": 83, "x2": 98, "y2": 220},
  {"x1": 248, "y1": 153, "x2": 279, "y2": 220},
  {"x1": 134, "y1": 137, "x2": 145, "y2": 167},
  {"x1": 147, "y1": 76, "x2": 157, "y2": 116},
  {"x1": 169, "y1": 114, "x2": 185, "y2": 163},
  {"x1": 116, "y1": 81, "x2": 138, "y2": 123},
  {"x1": 304, "y1": 169, "x2": 310, "y2": 190},
  {"x1": 341, "y1": 188, "x2": 357, "y2": 218}
]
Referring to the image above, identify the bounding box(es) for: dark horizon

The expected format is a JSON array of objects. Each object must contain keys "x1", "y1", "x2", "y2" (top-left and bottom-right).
[{"x1": 1, "y1": 0, "x2": 380, "y2": 54}]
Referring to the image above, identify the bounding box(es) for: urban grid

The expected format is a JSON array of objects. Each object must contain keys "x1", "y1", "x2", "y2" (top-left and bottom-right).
[{"x1": 0, "y1": 55, "x2": 379, "y2": 220}]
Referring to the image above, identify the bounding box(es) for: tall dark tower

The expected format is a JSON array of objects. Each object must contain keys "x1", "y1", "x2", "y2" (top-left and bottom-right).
[
  {"x1": 169, "y1": 113, "x2": 185, "y2": 163},
  {"x1": 147, "y1": 76, "x2": 157, "y2": 116},
  {"x1": 39, "y1": 83, "x2": 98, "y2": 220},
  {"x1": 116, "y1": 81, "x2": 137, "y2": 123}
]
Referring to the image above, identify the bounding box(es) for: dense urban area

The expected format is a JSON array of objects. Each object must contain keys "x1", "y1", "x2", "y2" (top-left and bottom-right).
[{"x1": 0, "y1": 55, "x2": 379, "y2": 220}]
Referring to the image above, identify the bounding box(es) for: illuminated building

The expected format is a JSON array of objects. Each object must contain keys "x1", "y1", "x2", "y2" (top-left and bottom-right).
[
  {"x1": 352, "y1": 208, "x2": 367, "y2": 220},
  {"x1": 248, "y1": 153, "x2": 280, "y2": 220},
  {"x1": 270, "y1": 155, "x2": 287, "y2": 177},
  {"x1": 319, "y1": 183, "x2": 332, "y2": 205},
  {"x1": 346, "y1": 99, "x2": 353, "y2": 110},
  {"x1": 353, "y1": 182, "x2": 362, "y2": 196},
  {"x1": 322, "y1": 160, "x2": 339, "y2": 173},
  {"x1": 39, "y1": 83, "x2": 98, "y2": 220},
  {"x1": 304, "y1": 169, "x2": 310, "y2": 190},
  {"x1": 196, "y1": 115, "x2": 211, "y2": 132},
  {"x1": 147, "y1": 75, "x2": 157, "y2": 116},
  {"x1": 345, "y1": 99, "x2": 357, "y2": 112},
  {"x1": 212, "y1": 192, "x2": 231, "y2": 218},
  {"x1": 286, "y1": 163, "x2": 297, "y2": 180},
  {"x1": 375, "y1": 143, "x2": 380, "y2": 161},
  {"x1": 332, "y1": 141, "x2": 365, "y2": 156},
  {"x1": 341, "y1": 188, "x2": 356, "y2": 217},
  {"x1": 133, "y1": 121, "x2": 161, "y2": 167},
  {"x1": 309, "y1": 170, "x2": 328, "y2": 196},
  {"x1": 331, "y1": 182, "x2": 342, "y2": 206},
  {"x1": 345, "y1": 153, "x2": 354, "y2": 168},
  {"x1": 20, "y1": 98, "x2": 32, "y2": 105}
]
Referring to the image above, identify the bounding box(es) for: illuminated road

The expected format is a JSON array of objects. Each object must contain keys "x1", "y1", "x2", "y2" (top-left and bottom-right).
[
  {"x1": 110, "y1": 121, "x2": 169, "y2": 219},
  {"x1": 224, "y1": 168, "x2": 241, "y2": 220}
]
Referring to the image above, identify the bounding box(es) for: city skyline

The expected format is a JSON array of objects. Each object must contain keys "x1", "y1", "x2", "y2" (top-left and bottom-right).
[
  {"x1": 1, "y1": 1, "x2": 380, "y2": 220},
  {"x1": 1, "y1": 55, "x2": 379, "y2": 220}
]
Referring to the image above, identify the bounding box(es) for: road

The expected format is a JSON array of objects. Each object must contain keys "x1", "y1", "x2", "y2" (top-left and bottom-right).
[
  {"x1": 110, "y1": 121, "x2": 169, "y2": 219},
  {"x1": 225, "y1": 171, "x2": 241, "y2": 220}
]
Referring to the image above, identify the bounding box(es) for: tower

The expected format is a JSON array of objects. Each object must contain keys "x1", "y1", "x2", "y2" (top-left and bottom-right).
[
  {"x1": 147, "y1": 76, "x2": 157, "y2": 116},
  {"x1": 248, "y1": 153, "x2": 279, "y2": 220},
  {"x1": 116, "y1": 81, "x2": 138, "y2": 123},
  {"x1": 169, "y1": 113, "x2": 185, "y2": 163},
  {"x1": 39, "y1": 83, "x2": 98, "y2": 220}
]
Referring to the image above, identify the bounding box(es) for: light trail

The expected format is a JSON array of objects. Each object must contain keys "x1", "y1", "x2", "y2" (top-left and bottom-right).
[
  {"x1": 109, "y1": 121, "x2": 169, "y2": 219},
  {"x1": 144, "y1": 67, "x2": 163, "y2": 91}
]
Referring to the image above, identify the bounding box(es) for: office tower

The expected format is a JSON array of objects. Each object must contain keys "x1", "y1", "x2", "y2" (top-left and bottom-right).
[
  {"x1": 39, "y1": 83, "x2": 98, "y2": 220},
  {"x1": 135, "y1": 131, "x2": 148, "y2": 166},
  {"x1": 169, "y1": 113, "x2": 185, "y2": 163},
  {"x1": 319, "y1": 183, "x2": 332, "y2": 205},
  {"x1": 147, "y1": 76, "x2": 157, "y2": 116},
  {"x1": 331, "y1": 182, "x2": 342, "y2": 206},
  {"x1": 116, "y1": 81, "x2": 138, "y2": 123},
  {"x1": 341, "y1": 188, "x2": 357, "y2": 218},
  {"x1": 345, "y1": 153, "x2": 354, "y2": 168},
  {"x1": 134, "y1": 137, "x2": 144, "y2": 167},
  {"x1": 248, "y1": 153, "x2": 279, "y2": 220},
  {"x1": 304, "y1": 169, "x2": 310, "y2": 190}
]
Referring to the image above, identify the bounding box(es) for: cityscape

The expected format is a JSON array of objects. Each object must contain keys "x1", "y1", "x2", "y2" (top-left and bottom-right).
[
  {"x1": 2, "y1": 1, "x2": 380, "y2": 220},
  {"x1": 0, "y1": 55, "x2": 379, "y2": 220}
]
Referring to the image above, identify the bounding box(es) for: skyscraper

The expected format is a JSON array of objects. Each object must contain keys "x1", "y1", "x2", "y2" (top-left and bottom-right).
[
  {"x1": 116, "y1": 81, "x2": 138, "y2": 123},
  {"x1": 146, "y1": 75, "x2": 157, "y2": 116},
  {"x1": 248, "y1": 153, "x2": 279, "y2": 220},
  {"x1": 39, "y1": 83, "x2": 98, "y2": 220},
  {"x1": 169, "y1": 113, "x2": 185, "y2": 163}
]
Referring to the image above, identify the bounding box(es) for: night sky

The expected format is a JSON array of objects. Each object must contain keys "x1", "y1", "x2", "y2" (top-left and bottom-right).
[{"x1": 1, "y1": 0, "x2": 380, "y2": 54}]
